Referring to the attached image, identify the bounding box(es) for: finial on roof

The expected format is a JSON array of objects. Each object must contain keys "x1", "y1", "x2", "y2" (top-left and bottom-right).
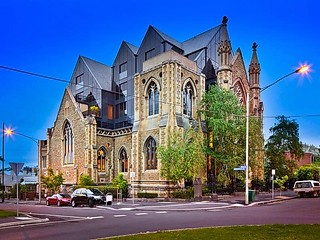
[
  {"x1": 222, "y1": 16, "x2": 228, "y2": 26},
  {"x1": 252, "y1": 42, "x2": 258, "y2": 51}
]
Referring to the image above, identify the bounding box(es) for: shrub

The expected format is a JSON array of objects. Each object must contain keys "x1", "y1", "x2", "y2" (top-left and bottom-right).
[
  {"x1": 79, "y1": 174, "x2": 96, "y2": 187},
  {"x1": 171, "y1": 187, "x2": 194, "y2": 199},
  {"x1": 137, "y1": 192, "x2": 158, "y2": 198},
  {"x1": 112, "y1": 173, "x2": 129, "y2": 198}
]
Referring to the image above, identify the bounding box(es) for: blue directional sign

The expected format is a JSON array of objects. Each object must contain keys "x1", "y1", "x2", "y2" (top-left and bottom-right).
[{"x1": 234, "y1": 165, "x2": 247, "y2": 171}]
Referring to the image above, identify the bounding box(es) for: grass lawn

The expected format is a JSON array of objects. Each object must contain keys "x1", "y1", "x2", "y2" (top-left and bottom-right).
[
  {"x1": 102, "y1": 224, "x2": 320, "y2": 240},
  {"x1": 0, "y1": 210, "x2": 16, "y2": 218}
]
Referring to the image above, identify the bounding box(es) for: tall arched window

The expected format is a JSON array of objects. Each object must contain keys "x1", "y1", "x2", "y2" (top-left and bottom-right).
[
  {"x1": 148, "y1": 82, "x2": 159, "y2": 116},
  {"x1": 63, "y1": 121, "x2": 74, "y2": 164},
  {"x1": 183, "y1": 82, "x2": 193, "y2": 117},
  {"x1": 145, "y1": 137, "x2": 157, "y2": 170},
  {"x1": 119, "y1": 148, "x2": 128, "y2": 172},
  {"x1": 97, "y1": 147, "x2": 107, "y2": 172}
]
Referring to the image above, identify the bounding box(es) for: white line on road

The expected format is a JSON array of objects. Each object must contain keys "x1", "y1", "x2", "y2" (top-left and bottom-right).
[
  {"x1": 155, "y1": 211, "x2": 167, "y2": 214},
  {"x1": 114, "y1": 215, "x2": 127, "y2": 218},
  {"x1": 135, "y1": 213, "x2": 148, "y2": 216}
]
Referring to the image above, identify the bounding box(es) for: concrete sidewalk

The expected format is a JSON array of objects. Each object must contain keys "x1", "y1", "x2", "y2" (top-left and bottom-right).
[{"x1": 0, "y1": 190, "x2": 297, "y2": 227}]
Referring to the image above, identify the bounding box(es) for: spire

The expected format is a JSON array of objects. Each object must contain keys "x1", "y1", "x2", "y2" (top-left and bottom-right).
[
  {"x1": 217, "y1": 16, "x2": 232, "y2": 89},
  {"x1": 249, "y1": 42, "x2": 261, "y2": 76},
  {"x1": 220, "y1": 16, "x2": 230, "y2": 43},
  {"x1": 249, "y1": 42, "x2": 262, "y2": 117}
]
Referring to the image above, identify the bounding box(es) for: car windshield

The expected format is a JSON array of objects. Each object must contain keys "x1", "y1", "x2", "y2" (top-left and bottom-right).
[
  {"x1": 90, "y1": 188, "x2": 103, "y2": 195},
  {"x1": 295, "y1": 182, "x2": 312, "y2": 188},
  {"x1": 59, "y1": 194, "x2": 71, "y2": 198}
]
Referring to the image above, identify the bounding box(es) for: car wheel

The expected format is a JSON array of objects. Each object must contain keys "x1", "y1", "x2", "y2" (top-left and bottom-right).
[
  {"x1": 71, "y1": 200, "x2": 77, "y2": 207},
  {"x1": 57, "y1": 201, "x2": 61, "y2": 207},
  {"x1": 46, "y1": 200, "x2": 50, "y2": 206},
  {"x1": 88, "y1": 199, "x2": 94, "y2": 208}
]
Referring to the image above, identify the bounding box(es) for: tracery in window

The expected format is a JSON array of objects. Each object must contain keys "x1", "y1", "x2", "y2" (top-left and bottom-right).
[
  {"x1": 145, "y1": 137, "x2": 157, "y2": 170},
  {"x1": 63, "y1": 121, "x2": 74, "y2": 164},
  {"x1": 97, "y1": 147, "x2": 107, "y2": 172},
  {"x1": 119, "y1": 148, "x2": 128, "y2": 172},
  {"x1": 148, "y1": 82, "x2": 159, "y2": 116},
  {"x1": 183, "y1": 82, "x2": 194, "y2": 117}
]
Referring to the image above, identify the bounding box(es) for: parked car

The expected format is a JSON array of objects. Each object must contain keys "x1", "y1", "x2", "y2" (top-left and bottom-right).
[
  {"x1": 70, "y1": 188, "x2": 106, "y2": 207},
  {"x1": 293, "y1": 180, "x2": 320, "y2": 197},
  {"x1": 46, "y1": 193, "x2": 71, "y2": 207}
]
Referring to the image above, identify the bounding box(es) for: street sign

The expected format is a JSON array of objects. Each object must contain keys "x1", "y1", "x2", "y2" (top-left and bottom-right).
[
  {"x1": 234, "y1": 165, "x2": 246, "y2": 171},
  {"x1": 234, "y1": 168, "x2": 243, "y2": 171},
  {"x1": 9, "y1": 162, "x2": 24, "y2": 176}
]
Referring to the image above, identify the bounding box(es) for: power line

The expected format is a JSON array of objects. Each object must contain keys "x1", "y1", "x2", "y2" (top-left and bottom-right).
[{"x1": 1, "y1": 64, "x2": 319, "y2": 121}]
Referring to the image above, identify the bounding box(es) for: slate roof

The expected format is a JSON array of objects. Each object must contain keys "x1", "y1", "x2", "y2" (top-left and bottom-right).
[
  {"x1": 182, "y1": 25, "x2": 221, "y2": 55},
  {"x1": 151, "y1": 24, "x2": 224, "y2": 57},
  {"x1": 152, "y1": 26, "x2": 183, "y2": 50},
  {"x1": 124, "y1": 41, "x2": 138, "y2": 55},
  {"x1": 80, "y1": 56, "x2": 112, "y2": 91}
]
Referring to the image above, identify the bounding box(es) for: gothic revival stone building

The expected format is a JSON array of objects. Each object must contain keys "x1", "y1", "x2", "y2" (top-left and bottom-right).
[{"x1": 38, "y1": 16, "x2": 263, "y2": 195}]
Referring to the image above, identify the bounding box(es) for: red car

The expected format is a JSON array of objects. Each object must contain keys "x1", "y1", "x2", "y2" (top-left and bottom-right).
[{"x1": 46, "y1": 193, "x2": 71, "y2": 207}]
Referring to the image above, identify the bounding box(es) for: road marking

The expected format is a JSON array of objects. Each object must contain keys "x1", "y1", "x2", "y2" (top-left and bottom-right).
[
  {"x1": 118, "y1": 207, "x2": 136, "y2": 211},
  {"x1": 28, "y1": 212, "x2": 103, "y2": 220},
  {"x1": 155, "y1": 211, "x2": 167, "y2": 214},
  {"x1": 86, "y1": 216, "x2": 104, "y2": 220},
  {"x1": 114, "y1": 215, "x2": 127, "y2": 218},
  {"x1": 135, "y1": 213, "x2": 148, "y2": 216}
]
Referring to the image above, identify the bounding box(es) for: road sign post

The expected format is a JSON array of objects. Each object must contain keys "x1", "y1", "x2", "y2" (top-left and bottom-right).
[
  {"x1": 9, "y1": 162, "x2": 24, "y2": 216},
  {"x1": 130, "y1": 171, "x2": 135, "y2": 205},
  {"x1": 271, "y1": 169, "x2": 275, "y2": 199}
]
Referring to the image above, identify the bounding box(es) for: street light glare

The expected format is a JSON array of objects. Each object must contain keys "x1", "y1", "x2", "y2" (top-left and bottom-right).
[
  {"x1": 4, "y1": 128, "x2": 13, "y2": 136},
  {"x1": 296, "y1": 64, "x2": 310, "y2": 74}
]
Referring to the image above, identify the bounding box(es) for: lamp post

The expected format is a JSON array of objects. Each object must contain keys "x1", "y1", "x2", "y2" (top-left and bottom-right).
[
  {"x1": 2, "y1": 126, "x2": 39, "y2": 203},
  {"x1": 245, "y1": 64, "x2": 310, "y2": 205},
  {"x1": 1, "y1": 123, "x2": 5, "y2": 203}
]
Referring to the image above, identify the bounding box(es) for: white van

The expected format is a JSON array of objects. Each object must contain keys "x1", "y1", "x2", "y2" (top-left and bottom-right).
[{"x1": 293, "y1": 180, "x2": 320, "y2": 197}]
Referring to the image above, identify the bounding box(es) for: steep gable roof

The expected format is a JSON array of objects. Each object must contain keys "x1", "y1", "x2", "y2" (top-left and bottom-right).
[
  {"x1": 182, "y1": 25, "x2": 221, "y2": 55},
  {"x1": 124, "y1": 41, "x2": 138, "y2": 55},
  {"x1": 80, "y1": 56, "x2": 112, "y2": 91},
  {"x1": 151, "y1": 25, "x2": 183, "y2": 50}
]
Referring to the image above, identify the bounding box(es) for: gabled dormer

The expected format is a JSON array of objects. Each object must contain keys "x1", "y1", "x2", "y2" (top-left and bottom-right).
[
  {"x1": 113, "y1": 41, "x2": 138, "y2": 84},
  {"x1": 69, "y1": 56, "x2": 112, "y2": 109},
  {"x1": 136, "y1": 26, "x2": 183, "y2": 73}
]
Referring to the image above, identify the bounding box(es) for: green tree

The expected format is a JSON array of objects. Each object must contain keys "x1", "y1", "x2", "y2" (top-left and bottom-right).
[
  {"x1": 112, "y1": 173, "x2": 129, "y2": 197},
  {"x1": 199, "y1": 85, "x2": 247, "y2": 187},
  {"x1": 79, "y1": 174, "x2": 96, "y2": 187},
  {"x1": 294, "y1": 165, "x2": 320, "y2": 181},
  {"x1": 265, "y1": 116, "x2": 304, "y2": 179},
  {"x1": 41, "y1": 168, "x2": 64, "y2": 194},
  {"x1": 274, "y1": 175, "x2": 288, "y2": 196},
  {"x1": 158, "y1": 128, "x2": 206, "y2": 187}
]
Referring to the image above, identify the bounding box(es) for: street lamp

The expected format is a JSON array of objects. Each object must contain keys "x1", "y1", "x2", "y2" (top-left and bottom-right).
[
  {"x1": 245, "y1": 64, "x2": 310, "y2": 205},
  {"x1": 1, "y1": 125, "x2": 39, "y2": 203},
  {"x1": 1, "y1": 123, "x2": 5, "y2": 202}
]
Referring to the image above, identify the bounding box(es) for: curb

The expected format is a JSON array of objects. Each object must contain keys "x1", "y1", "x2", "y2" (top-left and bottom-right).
[
  {"x1": 249, "y1": 196, "x2": 297, "y2": 206},
  {"x1": 0, "y1": 217, "x2": 49, "y2": 228}
]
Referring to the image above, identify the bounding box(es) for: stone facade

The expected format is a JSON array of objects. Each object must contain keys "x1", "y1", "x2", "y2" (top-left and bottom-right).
[{"x1": 39, "y1": 17, "x2": 264, "y2": 195}]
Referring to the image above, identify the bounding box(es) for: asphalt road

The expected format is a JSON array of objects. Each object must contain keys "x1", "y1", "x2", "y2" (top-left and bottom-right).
[{"x1": 1, "y1": 197, "x2": 320, "y2": 239}]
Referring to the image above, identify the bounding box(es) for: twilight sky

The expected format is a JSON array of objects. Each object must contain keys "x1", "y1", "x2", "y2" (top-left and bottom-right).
[{"x1": 0, "y1": 0, "x2": 319, "y2": 168}]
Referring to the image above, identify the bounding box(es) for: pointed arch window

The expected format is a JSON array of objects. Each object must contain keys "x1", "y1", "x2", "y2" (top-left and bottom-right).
[
  {"x1": 97, "y1": 147, "x2": 107, "y2": 172},
  {"x1": 145, "y1": 137, "x2": 157, "y2": 170},
  {"x1": 183, "y1": 82, "x2": 193, "y2": 117},
  {"x1": 148, "y1": 82, "x2": 159, "y2": 116},
  {"x1": 63, "y1": 121, "x2": 74, "y2": 164},
  {"x1": 119, "y1": 148, "x2": 128, "y2": 172}
]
